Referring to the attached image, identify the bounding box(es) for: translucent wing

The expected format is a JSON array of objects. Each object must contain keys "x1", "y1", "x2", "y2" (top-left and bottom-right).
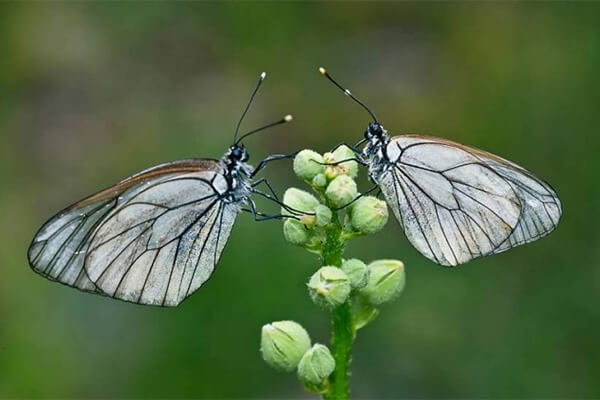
[
  {"x1": 379, "y1": 135, "x2": 562, "y2": 266},
  {"x1": 28, "y1": 159, "x2": 238, "y2": 306}
]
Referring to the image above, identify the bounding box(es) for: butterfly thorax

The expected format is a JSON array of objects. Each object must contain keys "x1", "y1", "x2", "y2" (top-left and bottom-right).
[
  {"x1": 220, "y1": 145, "x2": 253, "y2": 205},
  {"x1": 362, "y1": 122, "x2": 392, "y2": 183}
]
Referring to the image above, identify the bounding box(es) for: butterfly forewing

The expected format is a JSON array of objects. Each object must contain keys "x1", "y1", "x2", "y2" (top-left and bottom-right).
[
  {"x1": 28, "y1": 158, "x2": 238, "y2": 306},
  {"x1": 380, "y1": 135, "x2": 561, "y2": 266}
]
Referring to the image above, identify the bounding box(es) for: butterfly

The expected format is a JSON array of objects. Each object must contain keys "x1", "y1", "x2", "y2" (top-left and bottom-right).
[
  {"x1": 318, "y1": 67, "x2": 562, "y2": 267},
  {"x1": 28, "y1": 72, "x2": 299, "y2": 306}
]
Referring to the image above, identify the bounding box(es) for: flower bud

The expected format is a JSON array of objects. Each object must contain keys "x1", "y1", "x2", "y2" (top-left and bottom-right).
[
  {"x1": 325, "y1": 175, "x2": 357, "y2": 208},
  {"x1": 308, "y1": 266, "x2": 351, "y2": 309},
  {"x1": 350, "y1": 196, "x2": 388, "y2": 234},
  {"x1": 314, "y1": 205, "x2": 332, "y2": 227},
  {"x1": 341, "y1": 258, "x2": 368, "y2": 289},
  {"x1": 261, "y1": 321, "x2": 311, "y2": 372},
  {"x1": 311, "y1": 173, "x2": 327, "y2": 189},
  {"x1": 282, "y1": 188, "x2": 320, "y2": 216},
  {"x1": 293, "y1": 150, "x2": 324, "y2": 181},
  {"x1": 323, "y1": 152, "x2": 340, "y2": 180},
  {"x1": 297, "y1": 343, "x2": 335, "y2": 386},
  {"x1": 300, "y1": 214, "x2": 316, "y2": 227},
  {"x1": 283, "y1": 219, "x2": 310, "y2": 245},
  {"x1": 331, "y1": 145, "x2": 358, "y2": 178},
  {"x1": 361, "y1": 260, "x2": 405, "y2": 305}
]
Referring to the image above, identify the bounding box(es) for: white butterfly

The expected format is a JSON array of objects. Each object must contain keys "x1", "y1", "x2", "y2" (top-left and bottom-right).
[
  {"x1": 319, "y1": 67, "x2": 562, "y2": 266},
  {"x1": 28, "y1": 73, "x2": 296, "y2": 306}
]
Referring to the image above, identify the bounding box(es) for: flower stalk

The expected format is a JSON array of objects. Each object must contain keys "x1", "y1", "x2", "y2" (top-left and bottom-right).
[
  {"x1": 260, "y1": 147, "x2": 405, "y2": 399},
  {"x1": 322, "y1": 211, "x2": 353, "y2": 399}
]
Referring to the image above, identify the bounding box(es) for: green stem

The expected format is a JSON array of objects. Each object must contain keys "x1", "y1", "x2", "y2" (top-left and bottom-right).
[
  {"x1": 322, "y1": 212, "x2": 354, "y2": 400},
  {"x1": 327, "y1": 302, "x2": 354, "y2": 399}
]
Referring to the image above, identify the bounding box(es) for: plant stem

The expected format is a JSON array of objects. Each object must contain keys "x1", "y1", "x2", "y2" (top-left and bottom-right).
[
  {"x1": 322, "y1": 212, "x2": 354, "y2": 400},
  {"x1": 327, "y1": 302, "x2": 354, "y2": 399}
]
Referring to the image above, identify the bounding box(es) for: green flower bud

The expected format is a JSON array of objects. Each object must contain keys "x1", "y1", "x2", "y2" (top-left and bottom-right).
[
  {"x1": 314, "y1": 205, "x2": 332, "y2": 227},
  {"x1": 261, "y1": 320, "x2": 311, "y2": 372},
  {"x1": 325, "y1": 175, "x2": 357, "y2": 208},
  {"x1": 350, "y1": 196, "x2": 389, "y2": 234},
  {"x1": 331, "y1": 145, "x2": 359, "y2": 178},
  {"x1": 297, "y1": 343, "x2": 335, "y2": 387},
  {"x1": 311, "y1": 173, "x2": 327, "y2": 189},
  {"x1": 308, "y1": 266, "x2": 351, "y2": 309},
  {"x1": 283, "y1": 219, "x2": 310, "y2": 245},
  {"x1": 294, "y1": 150, "x2": 324, "y2": 181},
  {"x1": 361, "y1": 260, "x2": 405, "y2": 305},
  {"x1": 282, "y1": 188, "x2": 320, "y2": 216},
  {"x1": 341, "y1": 258, "x2": 368, "y2": 289}
]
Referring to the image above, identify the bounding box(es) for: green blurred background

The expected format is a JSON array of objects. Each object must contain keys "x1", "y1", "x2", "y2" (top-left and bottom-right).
[{"x1": 1, "y1": 2, "x2": 599, "y2": 398}]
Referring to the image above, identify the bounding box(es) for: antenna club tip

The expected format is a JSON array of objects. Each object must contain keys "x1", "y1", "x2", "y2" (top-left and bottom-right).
[
  {"x1": 318, "y1": 67, "x2": 326, "y2": 75},
  {"x1": 284, "y1": 114, "x2": 293, "y2": 122},
  {"x1": 260, "y1": 72, "x2": 267, "y2": 80}
]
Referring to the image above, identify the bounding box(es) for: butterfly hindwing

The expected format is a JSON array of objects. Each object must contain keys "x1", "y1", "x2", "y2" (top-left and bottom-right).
[{"x1": 379, "y1": 135, "x2": 561, "y2": 266}]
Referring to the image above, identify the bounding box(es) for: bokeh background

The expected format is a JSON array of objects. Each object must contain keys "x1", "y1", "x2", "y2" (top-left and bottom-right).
[{"x1": 1, "y1": 2, "x2": 599, "y2": 398}]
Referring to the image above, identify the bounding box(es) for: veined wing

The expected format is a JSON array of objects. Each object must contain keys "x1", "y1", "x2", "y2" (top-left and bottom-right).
[
  {"x1": 28, "y1": 158, "x2": 238, "y2": 306},
  {"x1": 379, "y1": 135, "x2": 561, "y2": 266}
]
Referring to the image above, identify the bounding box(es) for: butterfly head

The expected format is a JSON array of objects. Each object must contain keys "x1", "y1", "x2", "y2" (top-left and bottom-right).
[
  {"x1": 365, "y1": 122, "x2": 389, "y2": 152},
  {"x1": 228, "y1": 144, "x2": 250, "y2": 163},
  {"x1": 365, "y1": 122, "x2": 386, "y2": 141}
]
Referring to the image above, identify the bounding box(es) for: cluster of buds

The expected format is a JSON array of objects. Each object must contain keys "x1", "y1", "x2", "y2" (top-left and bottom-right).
[
  {"x1": 309, "y1": 259, "x2": 405, "y2": 326},
  {"x1": 261, "y1": 321, "x2": 335, "y2": 392},
  {"x1": 260, "y1": 148, "x2": 406, "y2": 393},
  {"x1": 282, "y1": 146, "x2": 389, "y2": 249}
]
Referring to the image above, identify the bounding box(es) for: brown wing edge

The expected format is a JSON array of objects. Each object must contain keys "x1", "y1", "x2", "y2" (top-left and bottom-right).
[
  {"x1": 27, "y1": 158, "x2": 221, "y2": 282},
  {"x1": 397, "y1": 134, "x2": 561, "y2": 208},
  {"x1": 398, "y1": 134, "x2": 537, "y2": 175},
  {"x1": 71, "y1": 158, "x2": 220, "y2": 209}
]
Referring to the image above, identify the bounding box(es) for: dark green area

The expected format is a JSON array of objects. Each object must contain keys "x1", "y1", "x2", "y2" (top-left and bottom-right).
[{"x1": 0, "y1": 2, "x2": 599, "y2": 398}]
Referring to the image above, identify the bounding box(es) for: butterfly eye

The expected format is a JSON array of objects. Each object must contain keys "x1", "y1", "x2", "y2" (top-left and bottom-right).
[
  {"x1": 370, "y1": 123, "x2": 383, "y2": 136},
  {"x1": 364, "y1": 128, "x2": 373, "y2": 140},
  {"x1": 230, "y1": 147, "x2": 243, "y2": 160}
]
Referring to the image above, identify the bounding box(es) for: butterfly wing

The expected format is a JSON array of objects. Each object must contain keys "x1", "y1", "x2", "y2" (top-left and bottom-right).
[
  {"x1": 378, "y1": 135, "x2": 562, "y2": 266},
  {"x1": 28, "y1": 159, "x2": 238, "y2": 306}
]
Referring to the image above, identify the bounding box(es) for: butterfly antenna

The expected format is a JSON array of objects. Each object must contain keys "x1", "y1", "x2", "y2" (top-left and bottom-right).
[
  {"x1": 233, "y1": 71, "x2": 267, "y2": 144},
  {"x1": 235, "y1": 114, "x2": 293, "y2": 144},
  {"x1": 318, "y1": 67, "x2": 378, "y2": 123}
]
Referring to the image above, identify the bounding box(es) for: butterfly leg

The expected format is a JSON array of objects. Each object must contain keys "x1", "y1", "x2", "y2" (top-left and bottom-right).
[
  {"x1": 313, "y1": 157, "x2": 368, "y2": 167},
  {"x1": 331, "y1": 184, "x2": 379, "y2": 211},
  {"x1": 329, "y1": 141, "x2": 365, "y2": 155},
  {"x1": 252, "y1": 177, "x2": 280, "y2": 201},
  {"x1": 251, "y1": 152, "x2": 299, "y2": 178},
  {"x1": 243, "y1": 199, "x2": 299, "y2": 221},
  {"x1": 251, "y1": 188, "x2": 314, "y2": 216}
]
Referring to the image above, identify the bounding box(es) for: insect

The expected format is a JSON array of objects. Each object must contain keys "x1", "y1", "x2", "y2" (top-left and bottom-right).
[
  {"x1": 28, "y1": 72, "x2": 300, "y2": 306},
  {"x1": 318, "y1": 67, "x2": 562, "y2": 266}
]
